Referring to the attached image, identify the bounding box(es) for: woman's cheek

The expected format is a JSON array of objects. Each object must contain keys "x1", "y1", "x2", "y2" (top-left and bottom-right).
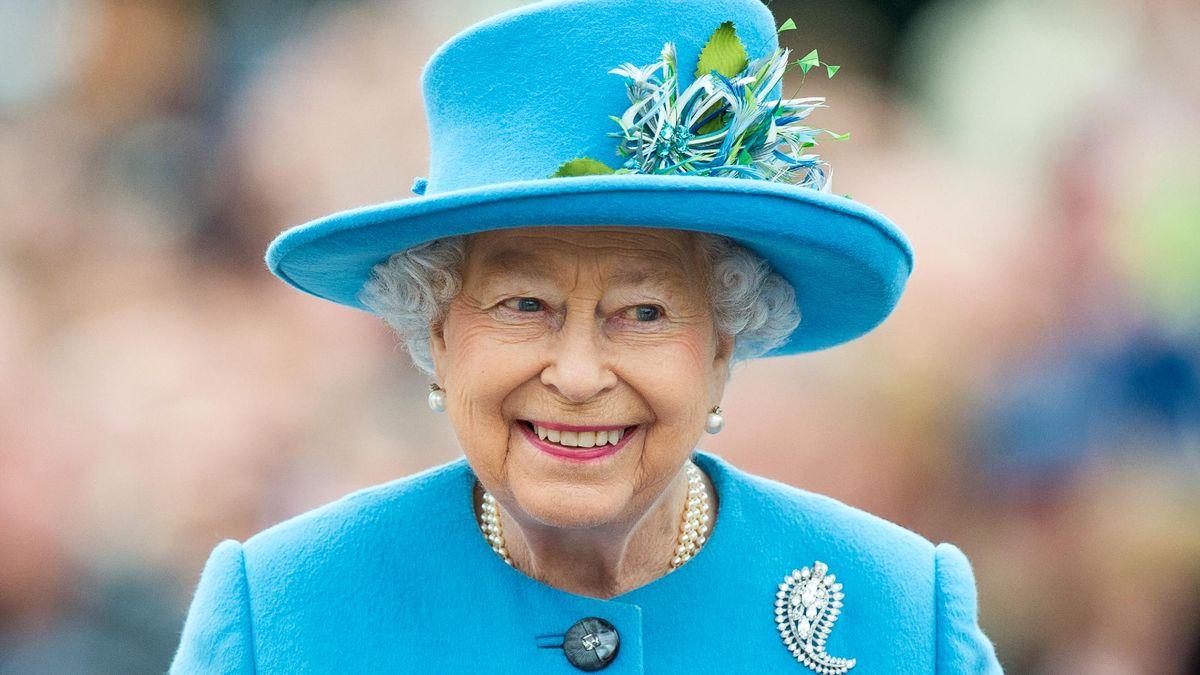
[
  {"x1": 451, "y1": 315, "x2": 551, "y2": 370},
  {"x1": 631, "y1": 331, "x2": 715, "y2": 386}
]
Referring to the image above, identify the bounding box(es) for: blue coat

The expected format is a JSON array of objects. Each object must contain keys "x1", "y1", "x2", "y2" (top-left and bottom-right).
[{"x1": 170, "y1": 451, "x2": 1002, "y2": 673}]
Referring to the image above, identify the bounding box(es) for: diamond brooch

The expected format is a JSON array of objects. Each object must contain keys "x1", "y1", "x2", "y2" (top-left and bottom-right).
[{"x1": 775, "y1": 561, "x2": 856, "y2": 674}]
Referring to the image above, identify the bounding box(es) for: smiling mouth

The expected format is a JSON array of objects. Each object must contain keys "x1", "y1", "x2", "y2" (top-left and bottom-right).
[{"x1": 518, "y1": 420, "x2": 637, "y2": 449}]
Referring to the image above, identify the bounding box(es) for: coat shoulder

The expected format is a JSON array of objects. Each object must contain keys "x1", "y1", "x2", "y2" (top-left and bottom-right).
[
  {"x1": 714, "y1": 455, "x2": 937, "y2": 568},
  {"x1": 239, "y1": 457, "x2": 471, "y2": 575},
  {"x1": 704, "y1": 454, "x2": 1003, "y2": 673}
]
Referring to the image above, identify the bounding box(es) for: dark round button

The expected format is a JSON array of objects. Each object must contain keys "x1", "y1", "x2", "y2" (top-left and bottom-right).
[{"x1": 563, "y1": 617, "x2": 620, "y2": 671}]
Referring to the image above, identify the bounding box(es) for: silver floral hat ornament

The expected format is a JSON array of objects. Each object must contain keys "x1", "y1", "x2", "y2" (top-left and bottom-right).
[{"x1": 552, "y1": 20, "x2": 846, "y2": 189}]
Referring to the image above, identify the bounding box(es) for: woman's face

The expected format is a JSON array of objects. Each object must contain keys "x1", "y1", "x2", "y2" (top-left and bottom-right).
[{"x1": 430, "y1": 226, "x2": 732, "y2": 531}]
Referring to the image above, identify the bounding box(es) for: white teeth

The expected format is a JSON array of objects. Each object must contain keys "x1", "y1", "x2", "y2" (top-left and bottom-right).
[{"x1": 529, "y1": 424, "x2": 629, "y2": 448}]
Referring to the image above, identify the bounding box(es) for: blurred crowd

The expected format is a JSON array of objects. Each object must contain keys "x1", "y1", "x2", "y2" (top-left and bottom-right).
[{"x1": 1, "y1": 0, "x2": 1197, "y2": 672}]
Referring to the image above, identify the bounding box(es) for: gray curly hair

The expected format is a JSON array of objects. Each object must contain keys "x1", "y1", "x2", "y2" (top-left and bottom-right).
[{"x1": 359, "y1": 232, "x2": 800, "y2": 375}]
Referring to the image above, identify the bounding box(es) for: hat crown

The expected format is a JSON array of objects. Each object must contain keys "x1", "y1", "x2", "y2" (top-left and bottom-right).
[{"x1": 420, "y1": 0, "x2": 779, "y2": 195}]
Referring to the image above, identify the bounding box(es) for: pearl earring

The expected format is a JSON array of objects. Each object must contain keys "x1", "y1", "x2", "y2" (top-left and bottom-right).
[
  {"x1": 705, "y1": 406, "x2": 725, "y2": 434},
  {"x1": 428, "y1": 384, "x2": 447, "y2": 413}
]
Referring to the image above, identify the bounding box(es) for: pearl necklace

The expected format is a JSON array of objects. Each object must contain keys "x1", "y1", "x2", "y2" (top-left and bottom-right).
[{"x1": 478, "y1": 461, "x2": 711, "y2": 570}]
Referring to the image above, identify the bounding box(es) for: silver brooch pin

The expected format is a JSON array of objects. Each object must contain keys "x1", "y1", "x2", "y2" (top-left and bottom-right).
[{"x1": 775, "y1": 561, "x2": 856, "y2": 673}]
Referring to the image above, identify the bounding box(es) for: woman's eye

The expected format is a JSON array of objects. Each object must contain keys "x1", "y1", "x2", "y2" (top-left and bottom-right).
[
  {"x1": 628, "y1": 305, "x2": 662, "y2": 322},
  {"x1": 504, "y1": 298, "x2": 544, "y2": 312}
]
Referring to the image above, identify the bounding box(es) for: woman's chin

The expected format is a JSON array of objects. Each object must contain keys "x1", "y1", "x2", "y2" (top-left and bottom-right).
[{"x1": 508, "y1": 481, "x2": 633, "y2": 530}]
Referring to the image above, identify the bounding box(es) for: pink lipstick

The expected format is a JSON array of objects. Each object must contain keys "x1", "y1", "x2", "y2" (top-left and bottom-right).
[{"x1": 517, "y1": 421, "x2": 638, "y2": 462}]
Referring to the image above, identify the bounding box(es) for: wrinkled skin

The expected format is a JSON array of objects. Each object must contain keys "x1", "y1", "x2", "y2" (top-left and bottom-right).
[{"x1": 430, "y1": 226, "x2": 732, "y2": 598}]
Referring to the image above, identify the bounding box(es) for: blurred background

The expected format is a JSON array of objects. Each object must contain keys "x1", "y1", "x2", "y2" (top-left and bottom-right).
[{"x1": 1, "y1": 0, "x2": 1197, "y2": 672}]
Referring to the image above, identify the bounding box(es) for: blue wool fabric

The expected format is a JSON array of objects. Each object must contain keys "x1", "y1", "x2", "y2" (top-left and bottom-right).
[
  {"x1": 170, "y1": 452, "x2": 1002, "y2": 673},
  {"x1": 265, "y1": 0, "x2": 914, "y2": 355}
]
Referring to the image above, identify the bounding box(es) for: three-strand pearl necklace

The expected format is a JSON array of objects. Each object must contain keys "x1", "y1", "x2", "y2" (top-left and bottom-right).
[{"x1": 478, "y1": 461, "x2": 711, "y2": 570}]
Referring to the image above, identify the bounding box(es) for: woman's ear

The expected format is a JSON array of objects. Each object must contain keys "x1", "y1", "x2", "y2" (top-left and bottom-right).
[
  {"x1": 712, "y1": 332, "x2": 735, "y2": 384},
  {"x1": 714, "y1": 333, "x2": 734, "y2": 367},
  {"x1": 429, "y1": 320, "x2": 448, "y2": 382}
]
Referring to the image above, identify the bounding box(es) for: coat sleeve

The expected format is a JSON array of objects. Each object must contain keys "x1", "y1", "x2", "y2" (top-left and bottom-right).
[
  {"x1": 934, "y1": 542, "x2": 1004, "y2": 674},
  {"x1": 170, "y1": 539, "x2": 257, "y2": 674}
]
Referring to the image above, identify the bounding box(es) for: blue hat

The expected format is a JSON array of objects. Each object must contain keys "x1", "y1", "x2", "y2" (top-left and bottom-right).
[{"x1": 265, "y1": 0, "x2": 913, "y2": 355}]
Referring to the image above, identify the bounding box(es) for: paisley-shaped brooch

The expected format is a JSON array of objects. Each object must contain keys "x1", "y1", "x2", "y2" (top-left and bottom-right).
[{"x1": 775, "y1": 561, "x2": 856, "y2": 673}]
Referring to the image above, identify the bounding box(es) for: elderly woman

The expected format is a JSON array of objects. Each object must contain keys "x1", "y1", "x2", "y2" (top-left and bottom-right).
[{"x1": 172, "y1": 0, "x2": 1002, "y2": 673}]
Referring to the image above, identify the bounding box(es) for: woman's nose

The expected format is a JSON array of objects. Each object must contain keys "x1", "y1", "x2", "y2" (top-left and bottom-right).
[{"x1": 540, "y1": 310, "x2": 618, "y2": 403}]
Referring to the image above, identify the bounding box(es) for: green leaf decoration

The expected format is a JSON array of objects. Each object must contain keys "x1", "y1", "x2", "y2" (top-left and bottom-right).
[
  {"x1": 829, "y1": 131, "x2": 851, "y2": 141},
  {"x1": 551, "y1": 158, "x2": 615, "y2": 178},
  {"x1": 779, "y1": 18, "x2": 797, "y2": 32},
  {"x1": 695, "y1": 106, "x2": 728, "y2": 135},
  {"x1": 826, "y1": 64, "x2": 841, "y2": 78},
  {"x1": 798, "y1": 49, "x2": 820, "y2": 75},
  {"x1": 696, "y1": 21, "x2": 749, "y2": 78},
  {"x1": 737, "y1": 149, "x2": 754, "y2": 165}
]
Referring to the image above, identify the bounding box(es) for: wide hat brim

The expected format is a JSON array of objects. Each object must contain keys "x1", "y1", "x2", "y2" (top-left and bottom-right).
[{"x1": 266, "y1": 173, "x2": 912, "y2": 356}]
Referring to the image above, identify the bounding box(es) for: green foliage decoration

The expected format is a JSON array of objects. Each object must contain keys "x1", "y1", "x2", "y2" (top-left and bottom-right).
[
  {"x1": 550, "y1": 158, "x2": 616, "y2": 178},
  {"x1": 696, "y1": 21, "x2": 749, "y2": 78}
]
